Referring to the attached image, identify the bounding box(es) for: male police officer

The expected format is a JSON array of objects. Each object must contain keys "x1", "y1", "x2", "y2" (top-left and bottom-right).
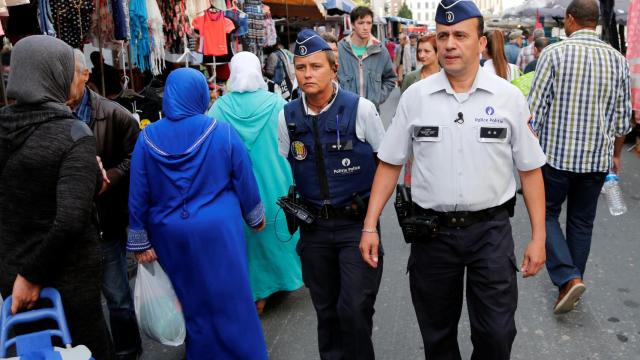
[
  {"x1": 278, "y1": 29, "x2": 385, "y2": 360},
  {"x1": 359, "y1": 1, "x2": 547, "y2": 359}
]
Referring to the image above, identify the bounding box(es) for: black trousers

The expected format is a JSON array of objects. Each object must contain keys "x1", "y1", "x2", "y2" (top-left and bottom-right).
[
  {"x1": 408, "y1": 211, "x2": 518, "y2": 360},
  {"x1": 298, "y1": 217, "x2": 383, "y2": 360}
]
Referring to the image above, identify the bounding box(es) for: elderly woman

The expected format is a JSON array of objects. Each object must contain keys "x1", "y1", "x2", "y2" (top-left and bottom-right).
[
  {"x1": 209, "y1": 52, "x2": 302, "y2": 314},
  {"x1": 0, "y1": 35, "x2": 113, "y2": 359},
  {"x1": 127, "y1": 68, "x2": 267, "y2": 359}
]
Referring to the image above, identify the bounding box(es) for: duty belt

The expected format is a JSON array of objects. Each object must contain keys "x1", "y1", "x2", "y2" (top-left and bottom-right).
[
  {"x1": 415, "y1": 197, "x2": 516, "y2": 228},
  {"x1": 299, "y1": 197, "x2": 369, "y2": 220}
]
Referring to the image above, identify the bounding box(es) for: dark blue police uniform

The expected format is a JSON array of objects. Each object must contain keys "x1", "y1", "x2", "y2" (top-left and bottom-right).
[{"x1": 282, "y1": 29, "x2": 383, "y2": 360}]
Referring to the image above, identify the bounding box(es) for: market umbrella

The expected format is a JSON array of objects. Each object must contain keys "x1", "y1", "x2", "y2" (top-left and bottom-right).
[
  {"x1": 502, "y1": 0, "x2": 628, "y2": 24},
  {"x1": 502, "y1": 0, "x2": 567, "y2": 18},
  {"x1": 614, "y1": 0, "x2": 630, "y2": 25}
]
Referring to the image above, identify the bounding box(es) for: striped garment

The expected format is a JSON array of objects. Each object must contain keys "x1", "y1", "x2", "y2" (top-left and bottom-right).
[
  {"x1": 528, "y1": 29, "x2": 632, "y2": 173},
  {"x1": 627, "y1": 0, "x2": 640, "y2": 114}
]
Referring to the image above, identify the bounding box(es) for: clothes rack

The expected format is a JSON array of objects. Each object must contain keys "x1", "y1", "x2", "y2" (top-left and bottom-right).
[
  {"x1": 204, "y1": 60, "x2": 228, "y2": 98},
  {"x1": 97, "y1": 0, "x2": 106, "y2": 96}
]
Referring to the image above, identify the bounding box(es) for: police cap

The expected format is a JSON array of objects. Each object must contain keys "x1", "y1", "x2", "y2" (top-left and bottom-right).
[
  {"x1": 435, "y1": 0, "x2": 482, "y2": 25},
  {"x1": 294, "y1": 29, "x2": 332, "y2": 57}
]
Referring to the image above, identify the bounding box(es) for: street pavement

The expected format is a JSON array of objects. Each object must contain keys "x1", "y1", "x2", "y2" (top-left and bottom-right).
[{"x1": 135, "y1": 88, "x2": 640, "y2": 359}]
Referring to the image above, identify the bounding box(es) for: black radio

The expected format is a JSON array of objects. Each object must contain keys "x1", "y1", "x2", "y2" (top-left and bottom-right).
[{"x1": 276, "y1": 185, "x2": 315, "y2": 235}]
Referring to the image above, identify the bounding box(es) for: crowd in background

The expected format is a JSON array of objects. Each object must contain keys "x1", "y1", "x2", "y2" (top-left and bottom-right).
[{"x1": 0, "y1": 0, "x2": 637, "y2": 359}]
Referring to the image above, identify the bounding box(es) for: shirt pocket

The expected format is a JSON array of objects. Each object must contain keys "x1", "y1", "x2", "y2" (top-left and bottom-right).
[
  {"x1": 476, "y1": 125, "x2": 510, "y2": 144},
  {"x1": 412, "y1": 125, "x2": 444, "y2": 142},
  {"x1": 325, "y1": 144, "x2": 363, "y2": 177},
  {"x1": 325, "y1": 118, "x2": 360, "y2": 177},
  {"x1": 340, "y1": 73, "x2": 355, "y2": 89}
]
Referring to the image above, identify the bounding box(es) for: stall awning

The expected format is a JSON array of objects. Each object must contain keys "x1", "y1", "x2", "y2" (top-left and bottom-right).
[
  {"x1": 374, "y1": 16, "x2": 387, "y2": 24},
  {"x1": 385, "y1": 16, "x2": 417, "y2": 25},
  {"x1": 323, "y1": 0, "x2": 355, "y2": 15},
  {"x1": 406, "y1": 26, "x2": 426, "y2": 33},
  {"x1": 264, "y1": 0, "x2": 326, "y2": 19}
]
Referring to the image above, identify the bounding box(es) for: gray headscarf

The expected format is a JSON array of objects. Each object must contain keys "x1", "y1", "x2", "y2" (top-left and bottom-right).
[{"x1": 7, "y1": 35, "x2": 75, "y2": 113}]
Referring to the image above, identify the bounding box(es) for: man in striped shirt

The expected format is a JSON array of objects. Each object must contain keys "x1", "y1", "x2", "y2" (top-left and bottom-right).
[{"x1": 528, "y1": 0, "x2": 632, "y2": 315}]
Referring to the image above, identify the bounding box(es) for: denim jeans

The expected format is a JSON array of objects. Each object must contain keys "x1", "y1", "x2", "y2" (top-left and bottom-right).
[
  {"x1": 542, "y1": 164, "x2": 606, "y2": 288},
  {"x1": 101, "y1": 232, "x2": 142, "y2": 358}
]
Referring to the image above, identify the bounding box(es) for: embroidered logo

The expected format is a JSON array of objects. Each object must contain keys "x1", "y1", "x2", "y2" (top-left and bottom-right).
[
  {"x1": 291, "y1": 141, "x2": 307, "y2": 160},
  {"x1": 342, "y1": 158, "x2": 351, "y2": 167},
  {"x1": 485, "y1": 106, "x2": 495, "y2": 116}
]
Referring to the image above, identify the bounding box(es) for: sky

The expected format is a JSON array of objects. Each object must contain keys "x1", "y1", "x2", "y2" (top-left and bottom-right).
[{"x1": 503, "y1": 0, "x2": 526, "y2": 10}]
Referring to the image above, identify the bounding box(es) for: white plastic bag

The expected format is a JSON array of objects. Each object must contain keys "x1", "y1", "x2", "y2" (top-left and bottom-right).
[{"x1": 134, "y1": 261, "x2": 186, "y2": 346}]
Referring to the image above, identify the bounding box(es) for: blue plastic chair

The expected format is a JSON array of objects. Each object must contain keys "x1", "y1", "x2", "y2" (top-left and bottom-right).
[{"x1": 0, "y1": 288, "x2": 82, "y2": 358}]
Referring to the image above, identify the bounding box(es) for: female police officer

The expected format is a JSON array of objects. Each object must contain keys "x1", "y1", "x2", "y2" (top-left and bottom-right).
[
  {"x1": 359, "y1": 1, "x2": 547, "y2": 359},
  {"x1": 277, "y1": 29, "x2": 386, "y2": 360}
]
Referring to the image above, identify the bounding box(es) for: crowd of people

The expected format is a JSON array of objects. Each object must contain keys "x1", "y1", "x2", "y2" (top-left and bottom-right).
[{"x1": 0, "y1": 0, "x2": 636, "y2": 359}]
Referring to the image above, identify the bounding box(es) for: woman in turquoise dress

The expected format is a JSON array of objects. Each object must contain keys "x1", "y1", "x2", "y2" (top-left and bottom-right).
[{"x1": 209, "y1": 51, "x2": 302, "y2": 313}]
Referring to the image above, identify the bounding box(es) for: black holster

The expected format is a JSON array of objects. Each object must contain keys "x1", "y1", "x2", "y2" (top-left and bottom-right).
[
  {"x1": 276, "y1": 185, "x2": 316, "y2": 235},
  {"x1": 394, "y1": 185, "x2": 439, "y2": 243}
]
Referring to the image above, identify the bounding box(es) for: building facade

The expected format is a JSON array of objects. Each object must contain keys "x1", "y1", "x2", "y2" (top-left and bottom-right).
[
  {"x1": 406, "y1": 0, "x2": 438, "y2": 23},
  {"x1": 386, "y1": 0, "x2": 402, "y2": 16},
  {"x1": 477, "y1": 0, "x2": 503, "y2": 15}
]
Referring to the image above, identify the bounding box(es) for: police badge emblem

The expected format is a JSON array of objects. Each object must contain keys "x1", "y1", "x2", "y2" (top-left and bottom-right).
[{"x1": 291, "y1": 141, "x2": 308, "y2": 160}]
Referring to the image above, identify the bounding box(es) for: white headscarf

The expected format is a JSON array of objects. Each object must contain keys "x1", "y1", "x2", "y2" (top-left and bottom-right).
[{"x1": 228, "y1": 52, "x2": 268, "y2": 93}]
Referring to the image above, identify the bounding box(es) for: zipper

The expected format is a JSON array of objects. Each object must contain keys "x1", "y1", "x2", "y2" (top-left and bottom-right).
[{"x1": 358, "y1": 59, "x2": 365, "y2": 97}]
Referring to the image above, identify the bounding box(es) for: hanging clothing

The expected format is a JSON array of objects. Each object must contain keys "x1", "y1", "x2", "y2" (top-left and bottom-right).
[
  {"x1": 0, "y1": 9, "x2": 7, "y2": 37},
  {"x1": 112, "y1": 0, "x2": 128, "y2": 40},
  {"x1": 129, "y1": 0, "x2": 151, "y2": 72},
  {"x1": 146, "y1": 0, "x2": 165, "y2": 75},
  {"x1": 224, "y1": 8, "x2": 248, "y2": 36},
  {"x1": 263, "y1": 9, "x2": 276, "y2": 47},
  {"x1": 162, "y1": 0, "x2": 190, "y2": 54},
  {"x1": 192, "y1": 10, "x2": 235, "y2": 56},
  {"x1": 91, "y1": 0, "x2": 115, "y2": 47},
  {"x1": 5, "y1": 0, "x2": 29, "y2": 5},
  {"x1": 6, "y1": 2, "x2": 41, "y2": 44},
  {"x1": 37, "y1": 0, "x2": 55, "y2": 36},
  {"x1": 224, "y1": 8, "x2": 248, "y2": 53},
  {"x1": 50, "y1": 0, "x2": 94, "y2": 49},
  {"x1": 127, "y1": 68, "x2": 268, "y2": 360},
  {"x1": 243, "y1": 0, "x2": 264, "y2": 54},
  {"x1": 209, "y1": 53, "x2": 302, "y2": 301},
  {"x1": 628, "y1": 0, "x2": 640, "y2": 113},
  {"x1": 185, "y1": 0, "x2": 208, "y2": 20}
]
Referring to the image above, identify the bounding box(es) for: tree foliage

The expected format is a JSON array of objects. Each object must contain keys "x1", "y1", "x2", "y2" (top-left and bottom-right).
[{"x1": 397, "y1": 2, "x2": 412, "y2": 19}]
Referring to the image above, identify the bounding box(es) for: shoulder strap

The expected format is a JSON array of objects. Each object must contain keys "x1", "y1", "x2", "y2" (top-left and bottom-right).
[
  {"x1": 310, "y1": 114, "x2": 331, "y2": 205},
  {"x1": 297, "y1": 100, "x2": 331, "y2": 205}
]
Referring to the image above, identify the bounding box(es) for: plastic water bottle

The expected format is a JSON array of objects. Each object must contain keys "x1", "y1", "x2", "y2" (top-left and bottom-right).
[{"x1": 603, "y1": 173, "x2": 627, "y2": 216}]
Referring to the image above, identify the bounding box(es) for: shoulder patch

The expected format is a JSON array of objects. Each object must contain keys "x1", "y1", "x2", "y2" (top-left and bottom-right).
[{"x1": 70, "y1": 120, "x2": 93, "y2": 141}]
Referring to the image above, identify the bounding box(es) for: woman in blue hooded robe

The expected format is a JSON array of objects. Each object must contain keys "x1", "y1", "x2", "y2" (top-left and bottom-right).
[{"x1": 126, "y1": 68, "x2": 268, "y2": 360}]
